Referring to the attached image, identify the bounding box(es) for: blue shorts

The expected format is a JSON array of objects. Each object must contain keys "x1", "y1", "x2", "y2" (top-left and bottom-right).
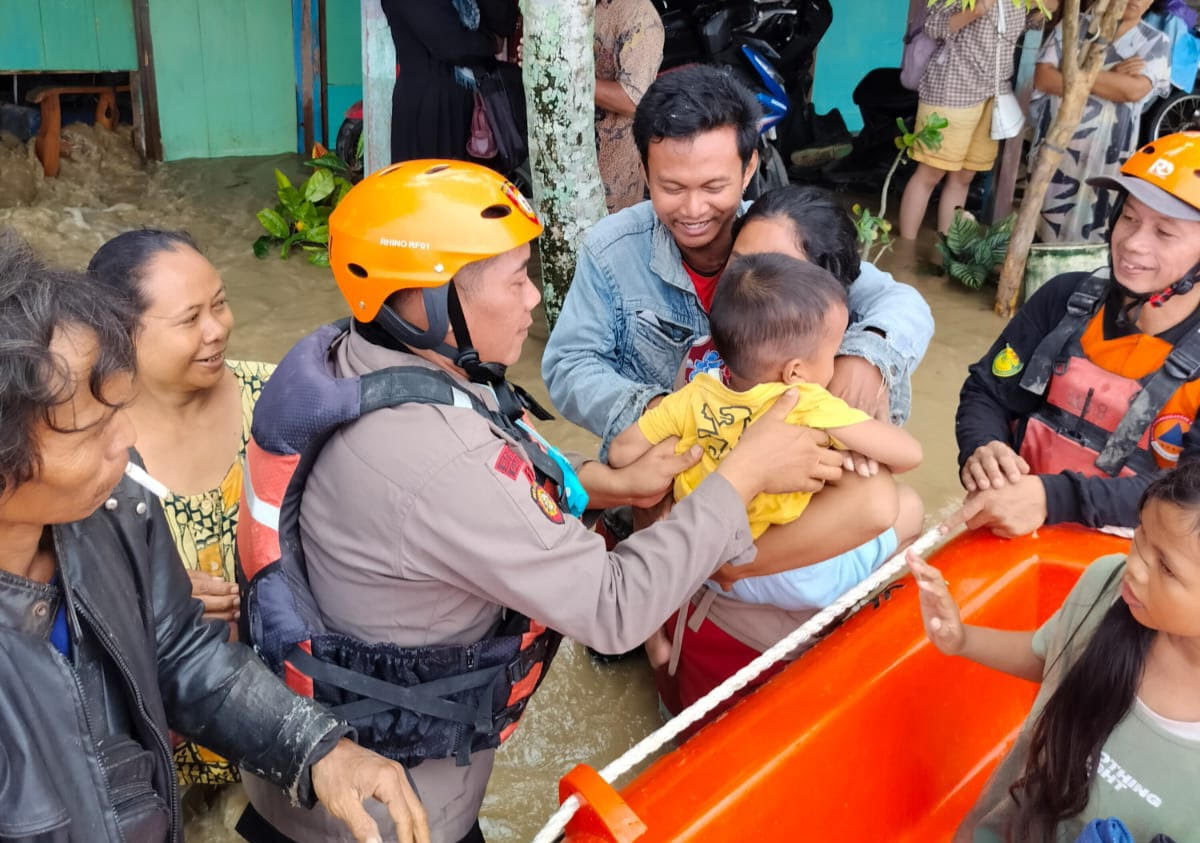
[{"x1": 713, "y1": 528, "x2": 899, "y2": 611}]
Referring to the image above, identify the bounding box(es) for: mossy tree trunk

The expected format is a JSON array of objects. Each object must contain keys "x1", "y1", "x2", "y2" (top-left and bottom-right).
[
  {"x1": 520, "y1": 0, "x2": 607, "y2": 329},
  {"x1": 994, "y1": 0, "x2": 1130, "y2": 316}
]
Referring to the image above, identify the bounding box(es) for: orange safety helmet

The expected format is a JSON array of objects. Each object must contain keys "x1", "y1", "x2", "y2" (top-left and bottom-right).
[
  {"x1": 328, "y1": 159, "x2": 543, "y2": 321},
  {"x1": 1090, "y1": 131, "x2": 1200, "y2": 222}
]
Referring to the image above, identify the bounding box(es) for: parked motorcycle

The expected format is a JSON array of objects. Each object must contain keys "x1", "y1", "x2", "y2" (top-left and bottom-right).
[{"x1": 656, "y1": 0, "x2": 830, "y2": 197}]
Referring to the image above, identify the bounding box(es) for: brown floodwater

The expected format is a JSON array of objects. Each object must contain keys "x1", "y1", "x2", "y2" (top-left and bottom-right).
[{"x1": 0, "y1": 126, "x2": 1001, "y2": 841}]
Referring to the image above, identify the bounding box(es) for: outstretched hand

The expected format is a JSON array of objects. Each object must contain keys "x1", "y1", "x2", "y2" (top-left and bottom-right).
[
  {"x1": 311, "y1": 739, "x2": 429, "y2": 843},
  {"x1": 907, "y1": 549, "x2": 966, "y2": 657}
]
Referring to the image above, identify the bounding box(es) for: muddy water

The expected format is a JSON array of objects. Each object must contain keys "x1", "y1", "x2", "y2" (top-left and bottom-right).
[{"x1": 0, "y1": 127, "x2": 1001, "y2": 841}]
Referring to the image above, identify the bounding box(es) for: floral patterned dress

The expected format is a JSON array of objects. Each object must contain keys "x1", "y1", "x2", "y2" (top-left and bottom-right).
[{"x1": 159, "y1": 359, "x2": 273, "y2": 785}]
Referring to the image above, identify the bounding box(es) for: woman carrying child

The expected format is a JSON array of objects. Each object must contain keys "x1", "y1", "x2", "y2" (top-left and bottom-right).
[{"x1": 910, "y1": 460, "x2": 1200, "y2": 841}]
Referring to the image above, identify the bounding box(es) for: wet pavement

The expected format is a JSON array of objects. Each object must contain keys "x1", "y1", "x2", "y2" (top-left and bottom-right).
[{"x1": 0, "y1": 128, "x2": 1000, "y2": 841}]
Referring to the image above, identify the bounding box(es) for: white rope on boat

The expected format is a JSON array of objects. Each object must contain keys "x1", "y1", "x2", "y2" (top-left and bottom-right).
[{"x1": 530, "y1": 521, "x2": 954, "y2": 843}]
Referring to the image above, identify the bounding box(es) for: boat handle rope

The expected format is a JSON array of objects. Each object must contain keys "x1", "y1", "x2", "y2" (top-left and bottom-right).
[{"x1": 530, "y1": 521, "x2": 952, "y2": 843}]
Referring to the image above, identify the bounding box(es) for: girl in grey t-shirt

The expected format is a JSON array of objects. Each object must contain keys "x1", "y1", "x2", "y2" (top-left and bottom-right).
[{"x1": 909, "y1": 461, "x2": 1200, "y2": 842}]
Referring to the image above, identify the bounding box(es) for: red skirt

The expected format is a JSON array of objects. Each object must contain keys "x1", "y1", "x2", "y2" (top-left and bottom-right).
[{"x1": 654, "y1": 602, "x2": 786, "y2": 736}]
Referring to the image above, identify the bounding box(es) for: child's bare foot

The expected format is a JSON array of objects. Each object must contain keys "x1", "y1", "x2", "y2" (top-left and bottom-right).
[{"x1": 645, "y1": 627, "x2": 671, "y2": 670}]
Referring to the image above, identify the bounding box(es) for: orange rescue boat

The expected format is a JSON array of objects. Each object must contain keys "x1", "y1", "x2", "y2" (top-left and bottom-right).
[{"x1": 559, "y1": 525, "x2": 1131, "y2": 842}]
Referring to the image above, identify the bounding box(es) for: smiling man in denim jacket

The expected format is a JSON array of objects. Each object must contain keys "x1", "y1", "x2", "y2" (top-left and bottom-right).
[{"x1": 543, "y1": 66, "x2": 934, "y2": 458}]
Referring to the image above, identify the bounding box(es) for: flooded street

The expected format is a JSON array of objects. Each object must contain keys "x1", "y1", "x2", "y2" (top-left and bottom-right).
[{"x1": 1, "y1": 127, "x2": 998, "y2": 841}]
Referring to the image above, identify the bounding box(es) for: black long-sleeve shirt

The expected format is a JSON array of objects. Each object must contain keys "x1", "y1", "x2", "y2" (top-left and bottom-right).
[{"x1": 956, "y1": 272, "x2": 1200, "y2": 528}]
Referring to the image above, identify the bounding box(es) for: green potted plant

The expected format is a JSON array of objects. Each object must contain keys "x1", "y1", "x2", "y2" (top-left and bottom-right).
[
  {"x1": 936, "y1": 209, "x2": 1016, "y2": 289},
  {"x1": 252, "y1": 151, "x2": 354, "y2": 267},
  {"x1": 853, "y1": 114, "x2": 948, "y2": 262}
]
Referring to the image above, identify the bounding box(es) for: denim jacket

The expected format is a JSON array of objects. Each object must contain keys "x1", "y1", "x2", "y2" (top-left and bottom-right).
[{"x1": 542, "y1": 201, "x2": 935, "y2": 455}]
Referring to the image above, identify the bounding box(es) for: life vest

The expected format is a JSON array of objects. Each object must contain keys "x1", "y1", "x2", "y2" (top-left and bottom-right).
[
  {"x1": 1017, "y1": 270, "x2": 1200, "y2": 477},
  {"x1": 236, "y1": 321, "x2": 562, "y2": 767}
]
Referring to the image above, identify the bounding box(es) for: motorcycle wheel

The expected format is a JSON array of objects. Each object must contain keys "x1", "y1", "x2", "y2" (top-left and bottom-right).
[
  {"x1": 335, "y1": 117, "x2": 364, "y2": 181},
  {"x1": 1149, "y1": 91, "x2": 1200, "y2": 139},
  {"x1": 745, "y1": 141, "x2": 789, "y2": 200}
]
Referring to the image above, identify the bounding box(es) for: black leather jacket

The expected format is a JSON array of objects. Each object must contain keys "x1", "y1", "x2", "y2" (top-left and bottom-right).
[{"x1": 0, "y1": 475, "x2": 348, "y2": 842}]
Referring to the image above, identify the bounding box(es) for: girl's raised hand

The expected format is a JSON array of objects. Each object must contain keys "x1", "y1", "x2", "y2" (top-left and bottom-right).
[{"x1": 907, "y1": 548, "x2": 966, "y2": 656}]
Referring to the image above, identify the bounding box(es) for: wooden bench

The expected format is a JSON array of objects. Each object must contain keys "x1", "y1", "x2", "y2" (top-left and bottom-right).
[{"x1": 26, "y1": 84, "x2": 131, "y2": 177}]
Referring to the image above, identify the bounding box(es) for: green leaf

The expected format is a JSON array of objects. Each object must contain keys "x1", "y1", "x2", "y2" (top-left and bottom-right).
[
  {"x1": 304, "y1": 168, "x2": 336, "y2": 203},
  {"x1": 989, "y1": 234, "x2": 1012, "y2": 267},
  {"x1": 252, "y1": 235, "x2": 273, "y2": 258},
  {"x1": 296, "y1": 201, "x2": 321, "y2": 231},
  {"x1": 278, "y1": 185, "x2": 304, "y2": 220},
  {"x1": 307, "y1": 249, "x2": 331, "y2": 267},
  {"x1": 949, "y1": 260, "x2": 984, "y2": 290},
  {"x1": 306, "y1": 224, "x2": 329, "y2": 245},
  {"x1": 279, "y1": 233, "x2": 301, "y2": 260},
  {"x1": 256, "y1": 208, "x2": 289, "y2": 239},
  {"x1": 303, "y1": 152, "x2": 350, "y2": 174},
  {"x1": 896, "y1": 116, "x2": 908, "y2": 134},
  {"x1": 274, "y1": 169, "x2": 292, "y2": 190},
  {"x1": 332, "y1": 177, "x2": 353, "y2": 207},
  {"x1": 944, "y1": 211, "x2": 979, "y2": 256}
]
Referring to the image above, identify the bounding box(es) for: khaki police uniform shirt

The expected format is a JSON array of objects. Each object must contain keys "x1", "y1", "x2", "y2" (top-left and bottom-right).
[{"x1": 243, "y1": 325, "x2": 755, "y2": 843}]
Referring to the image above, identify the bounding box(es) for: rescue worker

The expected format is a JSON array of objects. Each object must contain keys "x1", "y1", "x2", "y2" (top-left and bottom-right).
[
  {"x1": 236, "y1": 160, "x2": 844, "y2": 843},
  {"x1": 954, "y1": 132, "x2": 1200, "y2": 536}
]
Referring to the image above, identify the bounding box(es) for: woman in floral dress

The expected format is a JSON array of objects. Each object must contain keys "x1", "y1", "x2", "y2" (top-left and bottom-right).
[{"x1": 89, "y1": 229, "x2": 273, "y2": 787}]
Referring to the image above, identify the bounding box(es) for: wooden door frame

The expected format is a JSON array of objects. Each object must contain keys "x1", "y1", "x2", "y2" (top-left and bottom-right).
[{"x1": 130, "y1": 0, "x2": 163, "y2": 161}]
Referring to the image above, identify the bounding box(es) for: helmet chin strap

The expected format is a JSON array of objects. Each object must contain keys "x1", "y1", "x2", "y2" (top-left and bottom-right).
[
  {"x1": 444, "y1": 282, "x2": 553, "y2": 422},
  {"x1": 368, "y1": 281, "x2": 552, "y2": 423}
]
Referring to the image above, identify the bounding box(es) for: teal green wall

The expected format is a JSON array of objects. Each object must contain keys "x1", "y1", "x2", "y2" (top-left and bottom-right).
[
  {"x1": 811, "y1": 0, "x2": 909, "y2": 132},
  {"x1": 150, "y1": 0, "x2": 297, "y2": 160},
  {"x1": 0, "y1": 0, "x2": 136, "y2": 71},
  {"x1": 324, "y1": 0, "x2": 363, "y2": 144}
]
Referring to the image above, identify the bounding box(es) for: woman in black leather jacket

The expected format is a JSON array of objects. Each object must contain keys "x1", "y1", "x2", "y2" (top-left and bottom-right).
[{"x1": 0, "y1": 231, "x2": 428, "y2": 843}]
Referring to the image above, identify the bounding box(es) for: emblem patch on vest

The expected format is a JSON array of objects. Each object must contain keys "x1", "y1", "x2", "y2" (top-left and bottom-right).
[
  {"x1": 1150, "y1": 413, "x2": 1190, "y2": 466},
  {"x1": 531, "y1": 485, "x2": 564, "y2": 524},
  {"x1": 992, "y1": 344, "x2": 1023, "y2": 378}
]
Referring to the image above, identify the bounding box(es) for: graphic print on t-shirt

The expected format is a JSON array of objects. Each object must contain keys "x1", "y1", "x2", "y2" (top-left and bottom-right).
[{"x1": 696, "y1": 402, "x2": 753, "y2": 459}]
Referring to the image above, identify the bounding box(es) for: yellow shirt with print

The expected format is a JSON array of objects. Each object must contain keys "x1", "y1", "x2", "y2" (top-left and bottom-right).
[{"x1": 637, "y1": 374, "x2": 869, "y2": 537}]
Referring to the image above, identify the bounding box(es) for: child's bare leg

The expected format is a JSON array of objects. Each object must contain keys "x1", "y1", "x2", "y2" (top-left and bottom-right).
[
  {"x1": 893, "y1": 482, "x2": 925, "y2": 549},
  {"x1": 728, "y1": 470, "x2": 900, "y2": 581},
  {"x1": 645, "y1": 625, "x2": 671, "y2": 670}
]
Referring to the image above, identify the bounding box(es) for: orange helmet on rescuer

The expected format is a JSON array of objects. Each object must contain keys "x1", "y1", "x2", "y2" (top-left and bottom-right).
[{"x1": 328, "y1": 159, "x2": 542, "y2": 321}]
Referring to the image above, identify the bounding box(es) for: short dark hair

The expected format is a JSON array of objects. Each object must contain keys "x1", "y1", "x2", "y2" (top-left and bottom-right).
[
  {"x1": 709, "y1": 252, "x2": 847, "y2": 381},
  {"x1": 0, "y1": 230, "x2": 136, "y2": 496},
  {"x1": 736, "y1": 185, "x2": 862, "y2": 289},
  {"x1": 633, "y1": 65, "x2": 762, "y2": 170},
  {"x1": 87, "y1": 228, "x2": 200, "y2": 316}
]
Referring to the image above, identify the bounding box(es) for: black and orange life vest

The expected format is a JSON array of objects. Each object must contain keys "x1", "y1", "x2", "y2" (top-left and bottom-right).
[
  {"x1": 1018, "y1": 270, "x2": 1200, "y2": 478},
  {"x1": 236, "y1": 321, "x2": 562, "y2": 766}
]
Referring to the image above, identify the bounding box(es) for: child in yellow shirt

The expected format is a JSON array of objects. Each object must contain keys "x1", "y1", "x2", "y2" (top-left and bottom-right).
[{"x1": 610, "y1": 254, "x2": 923, "y2": 615}]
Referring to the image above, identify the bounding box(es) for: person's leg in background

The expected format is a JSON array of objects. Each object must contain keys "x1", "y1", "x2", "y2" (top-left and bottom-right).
[
  {"x1": 899, "y1": 162, "x2": 949, "y2": 239},
  {"x1": 936, "y1": 167, "x2": 977, "y2": 232},
  {"x1": 938, "y1": 97, "x2": 999, "y2": 232},
  {"x1": 898, "y1": 100, "x2": 987, "y2": 239}
]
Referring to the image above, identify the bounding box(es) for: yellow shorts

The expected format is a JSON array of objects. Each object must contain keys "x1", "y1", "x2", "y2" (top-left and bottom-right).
[{"x1": 910, "y1": 99, "x2": 998, "y2": 172}]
